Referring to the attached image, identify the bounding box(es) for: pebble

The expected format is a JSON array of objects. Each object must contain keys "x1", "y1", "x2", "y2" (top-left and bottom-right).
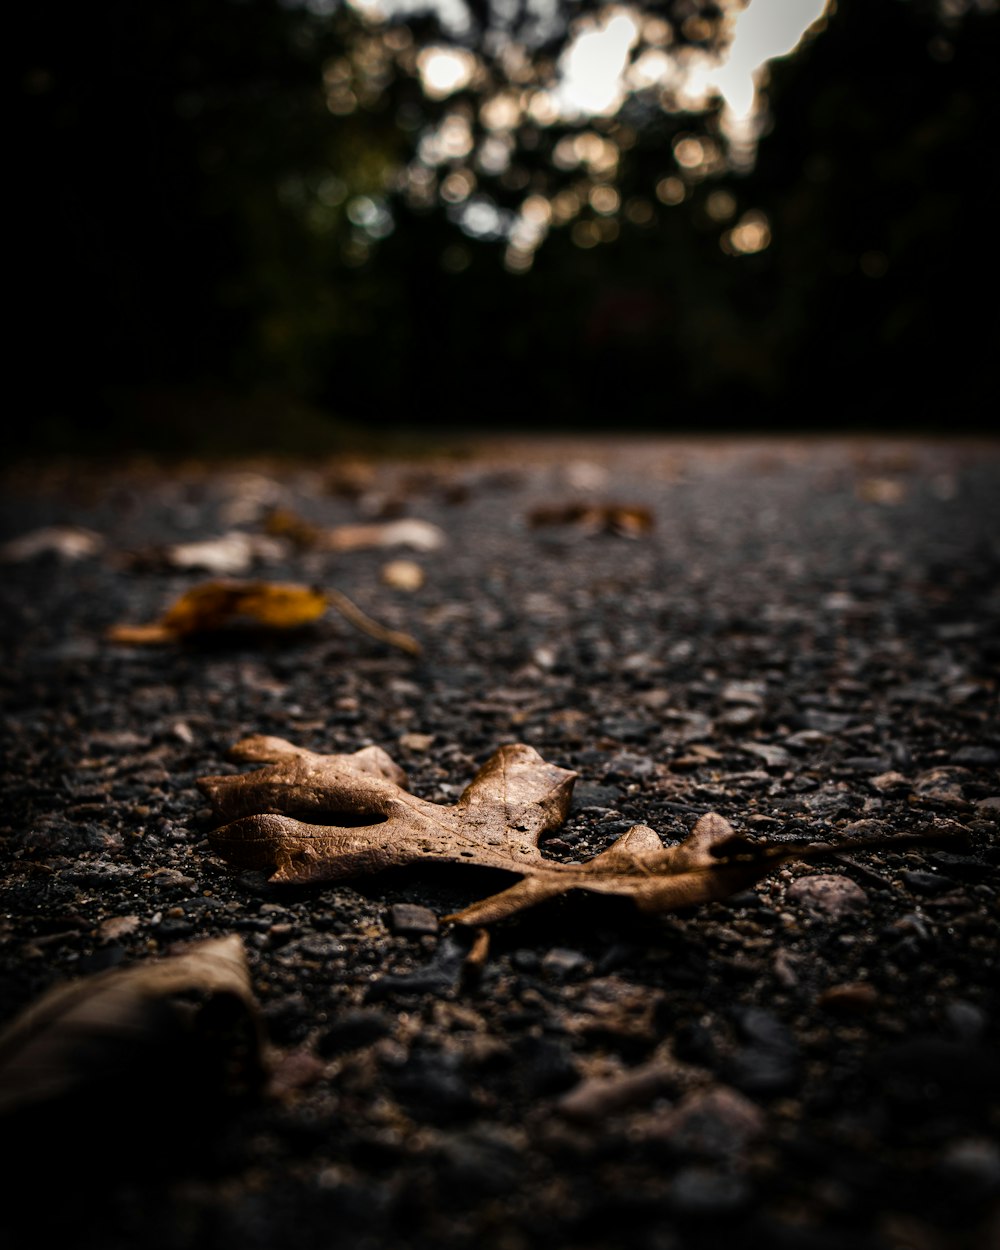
[
  {"x1": 542, "y1": 947, "x2": 589, "y2": 979},
  {"x1": 817, "y1": 981, "x2": 879, "y2": 1016},
  {"x1": 718, "y1": 706, "x2": 760, "y2": 729},
  {"x1": 511, "y1": 1035, "x2": 578, "y2": 1098},
  {"x1": 435, "y1": 1127, "x2": 523, "y2": 1197},
  {"x1": 736, "y1": 1007, "x2": 794, "y2": 1051},
  {"x1": 388, "y1": 1048, "x2": 478, "y2": 1124},
  {"x1": 726, "y1": 1047, "x2": 798, "y2": 1097},
  {"x1": 951, "y1": 746, "x2": 999, "y2": 767},
  {"x1": 937, "y1": 1139, "x2": 1000, "y2": 1201},
  {"x1": 740, "y1": 742, "x2": 791, "y2": 769},
  {"x1": 783, "y1": 730, "x2": 830, "y2": 751},
  {"x1": 0, "y1": 525, "x2": 105, "y2": 562},
  {"x1": 786, "y1": 874, "x2": 868, "y2": 919},
  {"x1": 381, "y1": 559, "x2": 425, "y2": 591},
  {"x1": 727, "y1": 1008, "x2": 799, "y2": 1097},
  {"x1": 975, "y1": 796, "x2": 1000, "y2": 821},
  {"x1": 558, "y1": 1060, "x2": 675, "y2": 1122},
  {"x1": 667, "y1": 1166, "x2": 750, "y2": 1216},
  {"x1": 389, "y1": 903, "x2": 439, "y2": 936},
  {"x1": 398, "y1": 732, "x2": 435, "y2": 752},
  {"x1": 96, "y1": 914, "x2": 141, "y2": 942},
  {"x1": 900, "y1": 869, "x2": 950, "y2": 895},
  {"x1": 721, "y1": 681, "x2": 766, "y2": 706},
  {"x1": 942, "y1": 999, "x2": 987, "y2": 1044},
  {"x1": 649, "y1": 1085, "x2": 765, "y2": 1158},
  {"x1": 318, "y1": 1009, "x2": 394, "y2": 1056}
]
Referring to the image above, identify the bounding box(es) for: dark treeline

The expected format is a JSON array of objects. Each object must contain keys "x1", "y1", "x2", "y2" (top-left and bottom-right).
[{"x1": 13, "y1": 0, "x2": 997, "y2": 454}]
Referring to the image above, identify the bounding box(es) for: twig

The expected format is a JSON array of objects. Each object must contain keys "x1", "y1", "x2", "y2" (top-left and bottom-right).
[{"x1": 325, "y1": 588, "x2": 421, "y2": 657}]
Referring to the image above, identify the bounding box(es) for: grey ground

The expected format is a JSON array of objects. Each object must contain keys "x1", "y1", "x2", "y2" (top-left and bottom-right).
[{"x1": 1, "y1": 435, "x2": 998, "y2": 1250}]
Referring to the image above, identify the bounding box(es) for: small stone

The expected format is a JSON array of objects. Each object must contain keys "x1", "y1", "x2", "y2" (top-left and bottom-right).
[
  {"x1": 512, "y1": 1035, "x2": 578, "y2": 1098},
  {"x1": 318, "y1": 1008, "x2": 394, "y2": 1056},
  {"x1": 721, "y1": 681, "x2": 766, "y2": 706},
  {"x1": 901, "y1": 869, "x2": 950, "y2": 895},
  {"x1": 652, "y1": 1085, "x2": 765, "y2": 1158},
  {"x1": 937, "y1": 1139, "x2": 1000, "y2": 1201},
  {"x1": 719, "y1": 706, "x2": 760, "y2": 729},
  {"x1": 381, "y1": 559, "x2": 425, "y2": 591},
  {"x1": 558, "y1": 1060, "x2": 674, "y2": 1122},
  {"x1": 841, "y1": 756, "x2": 889, "y2": 775},
  {"x1": 567, "y1": 976, "x2": 664, "y2": 1043},
  {"x1": 727, "y1": 1047, "x2": 798, "y2": 1097},
  {"x1": 736, "y1": 1008, "x2": 794, "y2": 1052},
  {"x1": 871, "y1": 771, "x2": 910, "y2": 792},
  {"x1": 786, "y1": 874, "x2": 868, "y2": 919},
  {"x1": 0, "y1": 525, "x2": 104, "y2": 562},
  {"x1": 951, "y1": 746, "x2": 1000, "y2": 767},
  {"x1": 773, "y1": 949, "x2": 799, "y2": 988},
  {"x1": 783, "y1": 730, "x2": 830, "y2": 752},
  {"x1": 726, "y1": 1008, "x2": 799, "y2": 1097},
  {"x1": 398, "y1": 732, "x2": 434, "y2": 752},
  {"x1": 942, "y1": 999, "x2": 987, "y2": 1043},
  {"x1": 975, "y1": 797, "x2": 1000, "y2": 822},
  {"x1": 267, "y1": 1047, "x2": 327, "y2": 1097},
  {"x1": 388, "y1": 1048, "x2": 478, "y2": 1124},
  {"x1": 542, "y1": 947, "x2": 589, "y2": 978},
  {"x1": 389, "y1": 903, "x2": 439, "y2": 936},
  {"x1": 668, "y1": 1166, "x2": 750, "y2": 1216},
  {"x1": 96, "y1": 915, "x2": 141, "y2": 943},
  {"x1": 817, "y1": 981, "x2": 879, "y2": 1016},
  {"x1": 802, "y1": 710, "x2": 853, "y2": 734},
  {"x1": 741, "y1": 742, "x2": 791, "y2": 769},
  {"x1": 436, "y1": 1127, "x2": 523, "y2": 1197}
]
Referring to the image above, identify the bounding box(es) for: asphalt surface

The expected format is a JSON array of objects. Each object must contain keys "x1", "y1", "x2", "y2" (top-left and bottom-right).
[{"x1": 1, "y1": 434, "x2": 998, "y2": 1250}]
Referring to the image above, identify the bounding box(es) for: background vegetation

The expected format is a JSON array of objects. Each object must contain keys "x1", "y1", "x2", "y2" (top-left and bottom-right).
[{"x1": 13, "y1": 0, "x2": 997, "y2": 454}]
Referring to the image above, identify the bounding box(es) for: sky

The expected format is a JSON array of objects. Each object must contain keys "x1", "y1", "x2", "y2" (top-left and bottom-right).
[{"x1": 376, "y1": 0, "x2": 832, "y2": 160}]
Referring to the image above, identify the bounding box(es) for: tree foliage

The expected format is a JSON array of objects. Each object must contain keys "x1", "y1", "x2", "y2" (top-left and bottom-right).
[{"x1": 13, "y1": 0, "x2": 997, "y2": 450}]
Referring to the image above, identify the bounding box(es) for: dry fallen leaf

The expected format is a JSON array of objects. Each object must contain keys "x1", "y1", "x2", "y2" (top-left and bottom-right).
[
  {"x1": 323, "y1": 518, "x2": 446, "y2": 552},
  {"x1": 107, "y1": 578, "x2": 420, "y2": 655},
  {"x1": 0, "y1": 934, "x2": 265, "y2": 1122},
  {"x1": 0, "y1": 525, "x2": 105, "y2": 562},
  {"x1": 162, "y1": 531, "x2": 288, "y2": 575},
  {"x1": 198, "y1": 738, "x2": 942, "y2": 925},
  {"x1": 263, "y1": 507, "x2": 445, "y2": 553},
  {"x1": 527, "y1": 502, "x2": 655, "y2": 538}
]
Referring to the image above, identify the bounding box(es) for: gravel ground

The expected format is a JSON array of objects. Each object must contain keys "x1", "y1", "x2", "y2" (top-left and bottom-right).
[{"x1": 1, "y1": 435, "x2": 998, "y2": 1250}]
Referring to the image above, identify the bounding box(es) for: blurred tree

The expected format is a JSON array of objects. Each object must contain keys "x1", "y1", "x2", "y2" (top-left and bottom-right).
[
  {"x1": 12, "y1": 0, "x2": 996, "y2": 451},
  {"x1": 14, "y1": 0, "x2": 406, "y2": 449},
  {"x1": 741, "y1": 0, "x2": 999, "y2": 427}
]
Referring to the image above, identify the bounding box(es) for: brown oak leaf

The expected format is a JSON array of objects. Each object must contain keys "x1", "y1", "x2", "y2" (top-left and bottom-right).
[{"x1": 198, "y1": 738, "x2": 941, "y2": 925}]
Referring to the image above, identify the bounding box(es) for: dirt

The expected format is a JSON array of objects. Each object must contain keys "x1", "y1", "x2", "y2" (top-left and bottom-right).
[{"x1": 1, "y1": 434, "x2": 998, "y2": 1250}]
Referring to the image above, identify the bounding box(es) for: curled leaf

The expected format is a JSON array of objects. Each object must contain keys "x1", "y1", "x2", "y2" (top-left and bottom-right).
[
  {"x1": 0, "y1": 935, "x2": 265, "y2": 1125},
  {"x1": 106, "y1": 579, "x2": 420, "y2": 655}
]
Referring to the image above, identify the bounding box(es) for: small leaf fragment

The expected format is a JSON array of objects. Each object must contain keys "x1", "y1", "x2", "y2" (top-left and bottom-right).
[
  {"x1": 263, "y1": 508, "x2": 445, "y2": 553},
  {"x1": 527, "y1": 502, "x2": 655, "y2": 538},
  {"x1": 0, "y1": 525, "x2": 105, "y2": 562}
]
